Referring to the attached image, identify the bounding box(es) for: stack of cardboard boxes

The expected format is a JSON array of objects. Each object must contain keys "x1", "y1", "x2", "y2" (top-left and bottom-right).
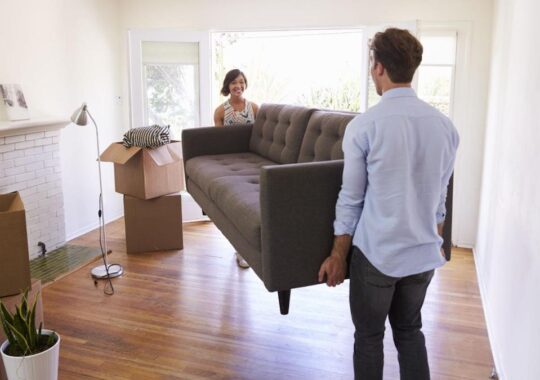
[
  {"x1": 0, "y1": 192, "x2": 44, "y2": 380},
  {"x1": 100, "y1": 141, "x2": 184, "y2": 253}
]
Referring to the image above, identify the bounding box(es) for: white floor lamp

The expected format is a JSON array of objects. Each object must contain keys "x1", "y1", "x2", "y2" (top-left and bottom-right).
[{"x1": 71, "y1": 103, "x2": 124, "y2": 280}]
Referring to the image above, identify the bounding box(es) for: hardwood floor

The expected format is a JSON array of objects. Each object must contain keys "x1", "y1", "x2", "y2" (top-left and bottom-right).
[{"x1": 42, "y1": 218, "x2": 493, "y2": 379}]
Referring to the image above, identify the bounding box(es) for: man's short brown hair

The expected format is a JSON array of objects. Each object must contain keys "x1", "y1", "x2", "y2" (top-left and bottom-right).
[{"x1": 370, "y1": 28, "x2": 423, "y2": 83}]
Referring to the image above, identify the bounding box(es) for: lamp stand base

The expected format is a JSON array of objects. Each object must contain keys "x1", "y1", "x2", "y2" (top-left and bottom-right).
[{"x1": 91, "y1": 264, "x2": 124, "y2": 279}]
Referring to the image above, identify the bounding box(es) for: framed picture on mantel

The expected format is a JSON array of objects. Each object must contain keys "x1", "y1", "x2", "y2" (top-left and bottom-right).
[{"x1": 0, "y1": 83, "x2": 29, "y2": 121}]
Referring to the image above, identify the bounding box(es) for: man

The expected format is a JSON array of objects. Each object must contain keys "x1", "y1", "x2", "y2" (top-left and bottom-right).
[{"x1": 318, "y1": 28, "x2": 459, "y2": 380}]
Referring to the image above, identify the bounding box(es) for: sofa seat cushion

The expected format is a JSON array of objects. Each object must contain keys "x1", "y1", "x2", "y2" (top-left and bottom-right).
[
  {"x1": 185, "y1": 153, "x2": 276, "y2": 194},
  {"x1": 208, "y1": 175, "x2": 262, "y2": 250}
]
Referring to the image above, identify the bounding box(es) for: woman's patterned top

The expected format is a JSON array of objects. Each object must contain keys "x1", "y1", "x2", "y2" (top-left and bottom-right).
[{"x1": 223, "y1": 99, "x2": 255, "y2": 126}]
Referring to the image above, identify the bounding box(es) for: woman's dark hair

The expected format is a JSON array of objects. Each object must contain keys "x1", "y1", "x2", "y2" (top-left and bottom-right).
[
  {"x1": 370, "y1": 28, "x2": 423, "y2": 83},
  {"x1": 220, "y1": 69, "x2": 248, "y2": 96}
]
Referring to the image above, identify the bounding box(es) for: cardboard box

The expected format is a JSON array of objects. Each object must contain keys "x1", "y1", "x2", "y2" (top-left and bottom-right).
[
  {"x1": 100, "y1": 141, "x2": 184, "y2": 200},
  {"x1": 0, "y1": 279, "x2": 43, "y2": 380},
  {"x1": 0, "y1": 192, "x2": 31, "y2": 297},
  {"x1": 124, "y1": 194, "x2": 183, "y2": 253}
]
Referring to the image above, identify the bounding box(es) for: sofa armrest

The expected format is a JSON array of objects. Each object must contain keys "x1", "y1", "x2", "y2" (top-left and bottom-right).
[
  {"x1": 181, "y1": 125, "x2": 253, "y2": 162},
  {"x1": 260, "y1": 160, "x2": 344, "y2": 292}
]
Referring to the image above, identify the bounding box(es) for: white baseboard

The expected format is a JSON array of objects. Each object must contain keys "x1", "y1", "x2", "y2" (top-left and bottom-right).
[
  {"x1": 472, "y1": 247, "x2": 505, "y2": 380},
  {"x1": 65, "y1": 212, "x2": 124, "y2": 242},
  {"x1": 66, "y1": 193, "x2": 206, "y2": 242},
  {"x1": 454, "y1": 240, "x2": 475, "y2": 249}
]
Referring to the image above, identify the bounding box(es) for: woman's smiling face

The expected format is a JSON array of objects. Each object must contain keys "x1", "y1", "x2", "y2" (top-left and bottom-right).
[{"x1": 228, "y1": 74, "x2": 246, "y2": 97}]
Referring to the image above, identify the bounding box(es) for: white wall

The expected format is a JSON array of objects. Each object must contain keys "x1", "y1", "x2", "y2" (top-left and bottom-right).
[
  {"x1": 476, "y1": 0, "x2": 540, "y2": 378},
  {"x1": 0, "y1": 0, "x2": 494, "y2": 247},
  {"x1": 59, "y1": 0, "x2": 124, "y2": 239},
  {"x1": 118, "y1": 0, "x2": 494, "y2": 247},
  {"x1": 0, "y1": 0, "x2": 125, "y2": 241}
]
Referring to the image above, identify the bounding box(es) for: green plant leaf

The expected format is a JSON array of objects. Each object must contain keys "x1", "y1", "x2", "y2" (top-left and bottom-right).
[
  {"x1": 0, "y1": 302, "x2": 17, "y2": 345},
  {"x1": 26, "y1": 309, "x2": 35, "y2": 349},
  {"x1": 4, "y1": 320, "x2": 30, "y2": 355},
  {"x1": 20, "y1": 289, "x2": 29, "y2": 316},
  {"x1": 0, "y1": 289, "x2": 51, "y2": 356},
  {"x1": 13, "y1": 306, "x2": 28, "y2": 342},
  {"x1": 0, "y1": 301, "x2": 15, "y2": 325},
  {"x1": 28, "y1": 295, "x2": 38, "y2": 348}
]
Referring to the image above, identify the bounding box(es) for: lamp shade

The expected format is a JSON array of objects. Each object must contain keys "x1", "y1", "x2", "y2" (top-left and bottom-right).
[{"x1": 71, "y1": 103, "x2": 88, "y2": 126}]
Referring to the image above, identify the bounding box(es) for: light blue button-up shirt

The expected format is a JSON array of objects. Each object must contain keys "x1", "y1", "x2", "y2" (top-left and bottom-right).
[{"x1": 334, "y1": 87, "x2": 459, "y2": 277}]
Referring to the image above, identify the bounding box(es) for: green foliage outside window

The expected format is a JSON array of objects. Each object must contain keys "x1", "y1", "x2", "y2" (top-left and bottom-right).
[{"x1": 145, "y1": 64, "x2": 196, "y2": 137}]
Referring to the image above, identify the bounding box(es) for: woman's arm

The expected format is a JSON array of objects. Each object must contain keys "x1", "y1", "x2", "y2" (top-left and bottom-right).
[
  {"x1": 252, "y1": 102, "x2": 259, "y2": 118},
  {"x1": 214, "y1": 105, "x2": 224, "y2": 127}
]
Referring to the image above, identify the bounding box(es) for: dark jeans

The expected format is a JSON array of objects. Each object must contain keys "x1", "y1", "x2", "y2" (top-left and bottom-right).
[{"x1": 349, "y1": 247, "x2": 434, "y2": 380}]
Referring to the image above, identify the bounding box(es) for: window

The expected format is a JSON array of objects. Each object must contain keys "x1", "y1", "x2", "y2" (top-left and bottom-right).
[
  {"x1": 141, "y1": 42, "x2": 200, "y2": 139},
  {"x1": 143, "y1": 63, "x2": 198, "y2": 136},
  {"x1": 212, "y1": 30, "x2": 364, "y2": 112},
  {"x1": 366, "y1": 70, "x2": 380, "y2": 109},
  {"x1": 417, "y1": 32, "x2": 457, "y2": 117},
  {"x1": 364, "y1": 27, "x2": 457, "y2": 115},
  {"x1": 128, "y1": 30, "x2": 211, "y2": 140}
]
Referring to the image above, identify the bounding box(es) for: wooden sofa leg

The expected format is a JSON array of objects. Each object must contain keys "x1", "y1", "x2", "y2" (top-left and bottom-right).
[{"x1": 278, "y1": 290, "x2": 291, "y2": 315}]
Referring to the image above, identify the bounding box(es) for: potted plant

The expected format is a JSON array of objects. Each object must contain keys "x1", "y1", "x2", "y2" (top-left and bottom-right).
[{"x1": 0, "y1": 289, "x2": 60, "y2": 380}]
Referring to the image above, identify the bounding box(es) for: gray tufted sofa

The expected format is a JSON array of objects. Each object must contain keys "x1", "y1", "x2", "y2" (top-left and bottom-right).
[{"x1": 182, "y1": 103, "x2": 453, "y2": 314}]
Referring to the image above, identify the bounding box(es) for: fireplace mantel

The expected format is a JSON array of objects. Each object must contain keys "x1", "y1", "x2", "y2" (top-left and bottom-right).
[{"x1": 0, "y1": 117, "x2": 70, "y2": 138}]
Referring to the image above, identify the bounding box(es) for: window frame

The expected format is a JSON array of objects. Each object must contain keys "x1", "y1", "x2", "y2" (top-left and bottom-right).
[
  {"x1": 418, "y1": 21, "x2": 473, "y2": 248},
  {"x1": 417, "y1": 22, "x2": 472, "y2": 124},
  {"x1": 127, "y1": 29, "x2": 212, "y2": 131},
  {"x1": 417, "y1": 30, "x2": 458, "y2": 118}
]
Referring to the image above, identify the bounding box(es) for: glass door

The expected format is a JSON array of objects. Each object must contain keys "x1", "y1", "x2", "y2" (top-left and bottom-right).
[
  {"x1": 142, "y1": 42, "x2": 199, "y2": 138},
  {"x1": 128, "y1": 30, "x2": 211, "y2": 138},
  {"x1": 128, "y1": 30, "x2": 211, "y2": 222}
]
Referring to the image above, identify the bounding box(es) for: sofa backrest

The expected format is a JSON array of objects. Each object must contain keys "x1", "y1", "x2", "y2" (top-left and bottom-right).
[
  {"x1": 297, "y1": 110, "x2": 358, "y2": 163},
  {"x1": 249, "y1": 104, "x2": 315, "y2": 164}
]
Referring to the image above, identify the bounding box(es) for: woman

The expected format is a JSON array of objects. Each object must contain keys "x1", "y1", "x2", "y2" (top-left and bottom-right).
[
  {"x1": 214, "y1": 69, "x2": 258, "y2": 269},
  {"x1": 214, "y1": 69, "x2": 259, "y2": 127}
]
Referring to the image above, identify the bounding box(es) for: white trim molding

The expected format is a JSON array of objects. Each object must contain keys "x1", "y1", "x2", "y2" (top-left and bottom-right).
[{"x1": 0, "y1": 117, "x2": 69, "y2": 138}]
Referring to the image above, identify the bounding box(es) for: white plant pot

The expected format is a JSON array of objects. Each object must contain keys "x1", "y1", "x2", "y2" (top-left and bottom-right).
[{"x1": 1, "y1": 329, "x2": 60, "y2": 380}]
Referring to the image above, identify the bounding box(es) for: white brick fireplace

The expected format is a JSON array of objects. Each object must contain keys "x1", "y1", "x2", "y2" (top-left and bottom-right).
[{"x1": 0, "y1": 118, "x2": 69, "y2": 259}]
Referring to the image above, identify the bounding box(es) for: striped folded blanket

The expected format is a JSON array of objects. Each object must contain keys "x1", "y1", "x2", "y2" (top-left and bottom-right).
[{"x1": 122, "y1": 125, "x2": 171, "y2": 148}]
